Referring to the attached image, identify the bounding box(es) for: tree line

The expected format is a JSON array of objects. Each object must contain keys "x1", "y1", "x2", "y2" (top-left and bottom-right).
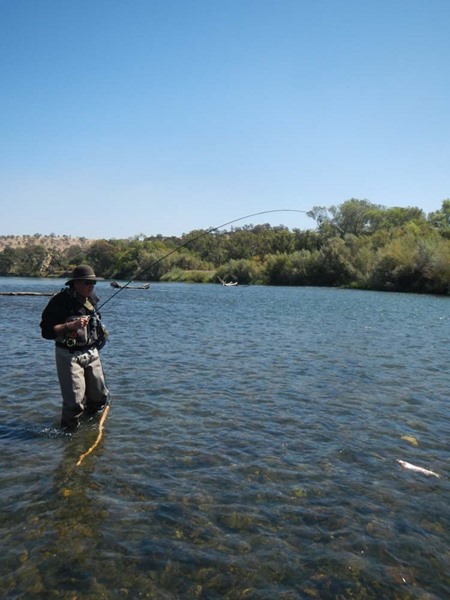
[{"x1": 1, "y1": 199, "x2": 449, "y2": 295}]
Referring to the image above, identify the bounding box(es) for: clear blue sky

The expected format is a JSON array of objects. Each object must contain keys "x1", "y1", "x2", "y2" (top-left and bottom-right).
[{"x1": 1, "y1": 0, "x2": 449, "y2": 238}]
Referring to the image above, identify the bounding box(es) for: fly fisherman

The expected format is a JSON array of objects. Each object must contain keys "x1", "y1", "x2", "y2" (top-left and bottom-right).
[{"x1": 40, "y1": 265, "x2": 109, "y2": 431}]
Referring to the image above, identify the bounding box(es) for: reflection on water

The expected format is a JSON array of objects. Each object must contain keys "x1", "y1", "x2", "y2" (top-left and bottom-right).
[{"x1": 0, "y1": 278, "x2": 449, "y2": 598}]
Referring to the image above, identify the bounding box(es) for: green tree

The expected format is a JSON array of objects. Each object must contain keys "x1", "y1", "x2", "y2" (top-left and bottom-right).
[
  {"x1": 16, "y1": 245, "x2": 47, "y2": 276},
  {"x1": 315, "y1": 238, "x2": 355, "y2": 286},
  {"x1": 263, "y1": 254, "x2": 292, "y2": 285},
  {"x1": 287, "y1": 250, "x2": 314, "y2": 285},
  {"x1": 428, "y1": 199, "x2": 450, "y2": 231},
  {"x1": 180, "y1": 230, "x2": 227, "y2": 265},
  {"x1": 85, "y1": 240, "x2": 117, "y2": 277},
  {"x1": 64, "y1": 244, "x2": 86, "y2": 263},
  {"x1": 425, "y1": 238, "x2": 450, "y2": 293},
  {"x1": 293, "y1": 229, "x2": 322, "y2": 252},
  {"x1": 368, "y1": 228, "x2": 447, "y2": 293},
  {"x1": 0, "y1": 247, "x2": 18, "y2": 275},
  {"x1": 329, "y1": 199, "x2": 384, "y2": 236},
  {"x1": 368, "y1": 206, "x2": 426, "y2": 232},
  {"x1": 270, "y1": 226, "x2": 295, "y2": 254}
]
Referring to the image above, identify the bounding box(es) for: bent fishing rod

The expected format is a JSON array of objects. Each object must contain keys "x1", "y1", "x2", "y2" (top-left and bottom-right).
[
  {"x1": 76, "y1": 208, "x2": 309, "y2": 466},
  {"x1": 98, "y1": 208, "x2": 310, "y2": 310}
]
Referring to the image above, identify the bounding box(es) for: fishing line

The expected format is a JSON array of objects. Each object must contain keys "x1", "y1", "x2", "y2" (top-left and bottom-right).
[
  {"x1": 76, "y1": 359, "x2": 112, "y2": 467},
  {"x1": 76, "y1": 405, "x2": 110, "y2": 466},
  {"x1": 98, "y1": 209, "x2": 310, "y2": 310}
]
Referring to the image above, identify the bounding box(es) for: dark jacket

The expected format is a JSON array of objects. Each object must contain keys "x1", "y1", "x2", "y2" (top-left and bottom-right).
[{"x1": 40, "y1": 288, "x2": 100, "y2": 341}]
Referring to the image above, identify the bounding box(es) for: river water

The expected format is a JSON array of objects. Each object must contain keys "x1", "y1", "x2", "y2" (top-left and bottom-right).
[{"x1": 0, "y1": 277, "x2": 448, "y2": 599}]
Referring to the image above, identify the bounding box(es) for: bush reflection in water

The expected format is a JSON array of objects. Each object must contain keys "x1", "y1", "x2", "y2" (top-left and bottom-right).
[{"x1": 0, "y1": 279, "x2": 448, "y2": 599}]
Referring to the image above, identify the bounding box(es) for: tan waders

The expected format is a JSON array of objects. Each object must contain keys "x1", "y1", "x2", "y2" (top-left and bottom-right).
[{"x1": 55, "y1": 346, "x2": 109, "y2": 430}]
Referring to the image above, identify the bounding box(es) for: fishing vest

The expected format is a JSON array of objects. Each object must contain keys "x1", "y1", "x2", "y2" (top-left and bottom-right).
[{"x1": 59, "y1": 289, "x2": 108, "y2": 351}]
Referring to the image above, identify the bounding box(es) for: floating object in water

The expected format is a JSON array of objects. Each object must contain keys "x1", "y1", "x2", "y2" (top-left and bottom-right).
[
  {"x1": 110, "y1": 281, "x2": 150, "y2": 289},
  {"x1": 217, "y1": 277, "x2": 238, "y2": 287},
  {"x1": 397, "y1": 459, "x2": 440, "y2": 478}
]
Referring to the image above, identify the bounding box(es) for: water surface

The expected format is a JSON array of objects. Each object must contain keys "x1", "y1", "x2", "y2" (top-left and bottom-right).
[{"x1": 0, "y1": 278, "x2": 448, "y2": 598}]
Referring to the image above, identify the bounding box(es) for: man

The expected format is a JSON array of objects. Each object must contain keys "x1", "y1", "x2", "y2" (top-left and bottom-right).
[{"x1": 41, "y1": 264, "x2": 109, "y2": 430}]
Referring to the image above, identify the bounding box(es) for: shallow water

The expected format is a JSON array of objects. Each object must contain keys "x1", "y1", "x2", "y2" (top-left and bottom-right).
[{"x1": 0, "y1": 277, "x2": 449, "y2": 599}]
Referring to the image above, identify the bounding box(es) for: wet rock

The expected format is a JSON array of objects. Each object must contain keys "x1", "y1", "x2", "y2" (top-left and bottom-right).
[{"x1": 401, "y1": 435, "x2": 419, "y2": 447}]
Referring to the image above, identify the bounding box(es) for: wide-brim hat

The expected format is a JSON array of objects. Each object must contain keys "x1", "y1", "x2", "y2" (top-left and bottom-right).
[{"x1": 65, "y1": 264, "x2": 104, "y2": 285}]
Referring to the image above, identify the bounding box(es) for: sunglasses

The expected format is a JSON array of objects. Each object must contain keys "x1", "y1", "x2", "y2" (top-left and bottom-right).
[{"x1": 82, "y1": 280, "x2": 96, "y2": 286}]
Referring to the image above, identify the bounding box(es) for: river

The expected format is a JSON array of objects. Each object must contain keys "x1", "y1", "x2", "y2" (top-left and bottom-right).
[{"x1": 0, "y1": 277, "x2": 448, "y2": 599}]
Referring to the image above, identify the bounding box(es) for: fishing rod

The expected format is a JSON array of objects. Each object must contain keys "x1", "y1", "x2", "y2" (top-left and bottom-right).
[
  {"x1": 98, "y1": 208, "x2": 310, "y2": 310},
  {"x1": 76, "y1": 208, "x2": 309, "y2": 466}
]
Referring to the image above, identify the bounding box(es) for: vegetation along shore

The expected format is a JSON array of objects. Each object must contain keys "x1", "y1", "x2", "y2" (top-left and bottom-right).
[{"x1": 1, "y1": 199, "x2": 449, "y2": 295}]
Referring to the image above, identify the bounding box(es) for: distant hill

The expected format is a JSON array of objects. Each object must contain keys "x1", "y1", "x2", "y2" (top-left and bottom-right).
[{"x1": 0, "y1": 234, "x2": 93, "y2": 252}]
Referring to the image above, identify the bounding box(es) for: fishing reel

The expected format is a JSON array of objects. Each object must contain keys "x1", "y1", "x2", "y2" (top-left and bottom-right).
[{"x1": 88, "y1": 314, "x2": 97, "y2": 335}]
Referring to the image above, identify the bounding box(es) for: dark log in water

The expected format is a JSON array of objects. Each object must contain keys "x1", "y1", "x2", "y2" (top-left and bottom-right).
[{"x1": 0, "y1": 292, "x2": 55, "y2": 296}]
